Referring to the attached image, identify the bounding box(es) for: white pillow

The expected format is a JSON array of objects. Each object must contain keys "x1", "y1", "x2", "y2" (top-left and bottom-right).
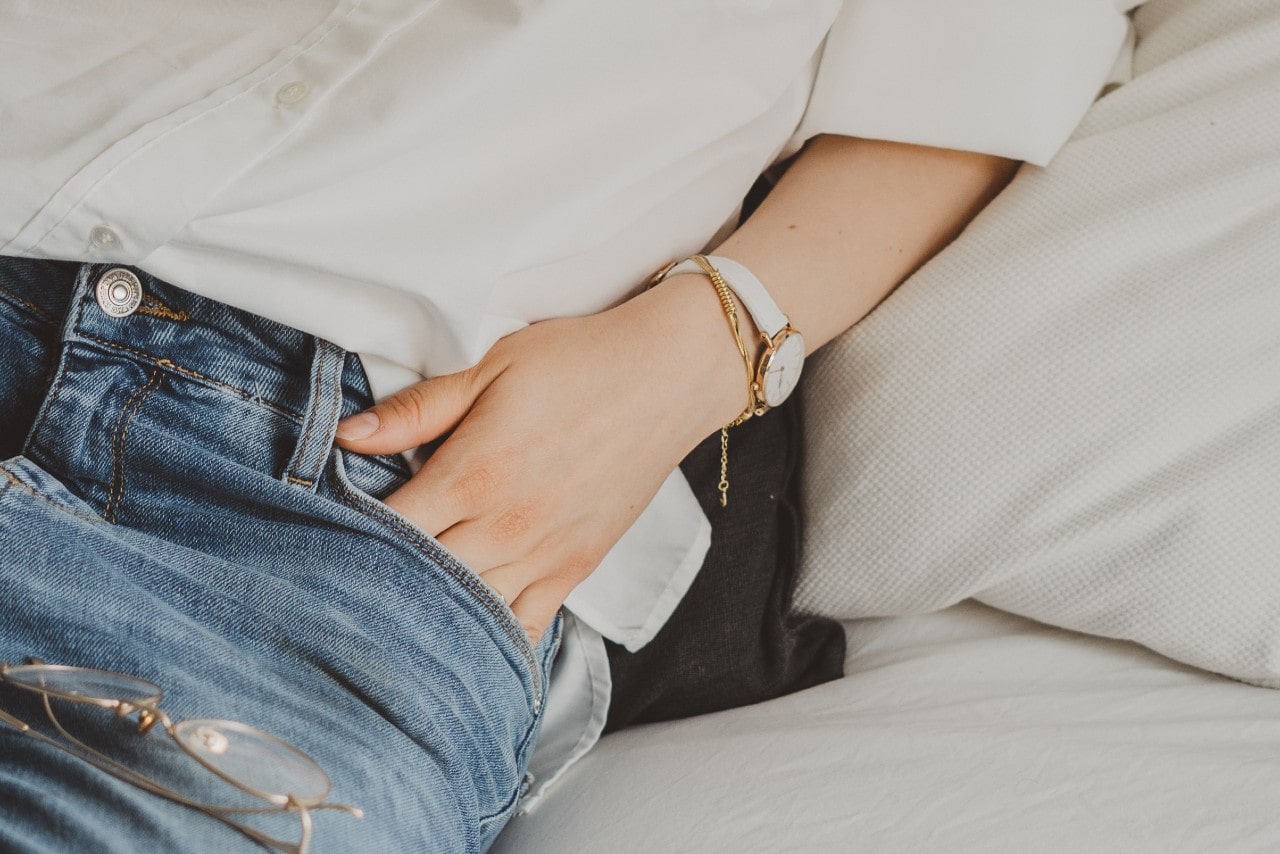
[{"x1": 795, "y1": 0, "x2": 1280, "y2": 688}]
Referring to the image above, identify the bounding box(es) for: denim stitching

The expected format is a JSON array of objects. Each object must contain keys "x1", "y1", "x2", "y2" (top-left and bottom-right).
[
  {"x1": 287, "y1": 343, "x2": 329, "y2": 486},
  {"x1": 135, "y1": 297, "x2": 191, "y2": 322},
  {"x1": 331, "y1": 476, "x2": 518, "y2": 631},
  {"x1": 0, "y1": 281, "x2": 56, "y2": 325},
  {"x1": 78, "y1": 333, "x2": 303, "y2": 422},
  {"x1": 328, "y1": 473, "x2": 542, "y2": 708},
  {"x1": 104, "y1": 369, "x2": 164, "y2": 524},
  {"x1": 0, "y1": 465, "x2": 104, "y2": 525},
  {"x1": 26, "y1": 286, "x2": 91, "y2": 454}
]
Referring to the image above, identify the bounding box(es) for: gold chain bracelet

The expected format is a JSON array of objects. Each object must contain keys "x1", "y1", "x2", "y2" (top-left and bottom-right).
[{"x1": 687, "y1": 255, "x2": 757, "y2": 507}]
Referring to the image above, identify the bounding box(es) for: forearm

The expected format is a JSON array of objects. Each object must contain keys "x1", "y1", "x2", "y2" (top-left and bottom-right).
[
  {"x1": 630, "y1": 134, "x2": 1019, "y2": 437},
  {"x1": 339, "y1": 137, "x2": 1018, "y2": 639},
  {"x1": 717, "y1": 135, "x2": 1018, "y2": 350}
]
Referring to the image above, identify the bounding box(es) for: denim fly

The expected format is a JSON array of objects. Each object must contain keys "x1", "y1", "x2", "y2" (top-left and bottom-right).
[{"x1": 0, "y1": 257, "x2": 560, "y2": 853}]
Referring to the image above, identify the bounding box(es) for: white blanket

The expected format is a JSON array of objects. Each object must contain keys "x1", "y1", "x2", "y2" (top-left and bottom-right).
[{"x1": 495, "y1": 602, "x2": 1280, "y2": 852}]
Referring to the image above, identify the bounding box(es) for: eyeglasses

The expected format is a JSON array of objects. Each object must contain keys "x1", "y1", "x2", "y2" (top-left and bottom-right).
[{"x1": 0, "y1": 659, "x2": 362, "y2": 853}]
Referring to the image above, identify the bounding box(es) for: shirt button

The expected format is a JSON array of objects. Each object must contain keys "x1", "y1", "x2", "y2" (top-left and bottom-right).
[
  {"x1": 95, "y1": 268, "x2": 144, "y2": 318},
  {"x1": 89, "y1": 225, "x2": 120, "y2": 250},
  {"x1": 275, "y1": 81, "x2": 310, "y2": 105}
]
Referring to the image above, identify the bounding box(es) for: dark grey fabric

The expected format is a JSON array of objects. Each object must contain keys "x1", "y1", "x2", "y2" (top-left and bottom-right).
[{"x1": 605, "y1": 389, "x2": 846, "y2": 731}]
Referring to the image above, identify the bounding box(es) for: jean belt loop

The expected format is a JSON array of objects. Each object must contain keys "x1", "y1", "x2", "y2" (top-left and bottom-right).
[{"x1": 283, "y1": 338, "x2": 347, "y2": 493}]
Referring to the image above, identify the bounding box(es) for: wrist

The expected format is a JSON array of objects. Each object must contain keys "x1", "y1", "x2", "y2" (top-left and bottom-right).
[
  {"x1": 659, "y1": 254, "x2": 807, "y2": 418},
  {"x1": 622, "y1": 272, "x2": 763, "y2": 441}
]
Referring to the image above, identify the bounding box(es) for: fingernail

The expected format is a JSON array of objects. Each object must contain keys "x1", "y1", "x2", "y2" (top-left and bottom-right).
[{"x1": 336, "y1": 410, "x2": 380, "y2": 440}]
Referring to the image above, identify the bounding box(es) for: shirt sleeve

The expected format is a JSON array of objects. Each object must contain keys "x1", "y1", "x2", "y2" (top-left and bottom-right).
[{"x1": 795, "y1": 0, "x2": 1142, "y2": 166}]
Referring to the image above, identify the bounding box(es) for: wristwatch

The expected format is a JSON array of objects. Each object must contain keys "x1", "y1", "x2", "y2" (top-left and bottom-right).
[{"x1": 660, "y1": 254, "x2": 805, "y2": 414}]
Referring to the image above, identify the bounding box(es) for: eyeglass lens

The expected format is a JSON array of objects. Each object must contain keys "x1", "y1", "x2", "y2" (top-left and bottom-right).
[
  {"x1": 174, "y1": 718, "x2": 332, "y2": 803},
  {"x1": 4, "y1": 665, "x2": 162, "y2": 708},
  {"x1": 4, "y1": 665, "x2": 332, "y2": 802}
]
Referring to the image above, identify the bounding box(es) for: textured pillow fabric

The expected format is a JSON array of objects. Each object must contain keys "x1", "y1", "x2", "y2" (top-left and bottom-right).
[{"x1": 795, "y1": 0, "x2": 1280, "y2": 687}]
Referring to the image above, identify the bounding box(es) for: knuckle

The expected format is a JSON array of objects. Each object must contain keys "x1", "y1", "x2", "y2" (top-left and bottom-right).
[
  {"x1": 381, "y1": 383, "x2": 431, "y2": 427},
  {"x1": 446, "y1": 368, "x2": 481, "y2": 405},
  {"x1": 487, "y1": 502, "x2": 539, "y2": 543},
  {"x1": 563, "y1": 552, "x2": 600, "y2": 582},
  {"x1": 443, "y1": 445, "x2": 521, "y2": 509},
  {"x1": 447, "y1": 461, "x2": 499, "y2": 506}
]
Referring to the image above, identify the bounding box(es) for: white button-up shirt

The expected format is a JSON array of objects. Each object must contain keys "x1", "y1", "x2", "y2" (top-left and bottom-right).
[{"x1": 0, "y1": 0, "x2": 1140, "y2": 804}]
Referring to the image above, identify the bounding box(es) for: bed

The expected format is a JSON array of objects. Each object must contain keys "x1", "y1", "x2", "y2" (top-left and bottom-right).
[
  {"x1": 495, "y1": 602, "x2": 1280, "y2": 852},
  {"x1": 495, "y1": 0, "x2": 1280, "y2": 849}
]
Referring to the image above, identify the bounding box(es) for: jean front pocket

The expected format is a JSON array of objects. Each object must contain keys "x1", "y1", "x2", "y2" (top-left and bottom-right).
[
  {"x1": 324, "y1": 447, "x2": 545, "y2": 713},
  {"x1": 0, "y1": 457, "x2": 106, "y2": 525}
]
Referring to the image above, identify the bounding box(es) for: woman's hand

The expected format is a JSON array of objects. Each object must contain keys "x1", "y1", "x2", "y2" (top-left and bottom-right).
[
  {"x1": 335, "y1": 135, "x2": 1020, "y2": 646},
  {"x1": 334, "y1": 276, "x2": 748, "y2": 644}
]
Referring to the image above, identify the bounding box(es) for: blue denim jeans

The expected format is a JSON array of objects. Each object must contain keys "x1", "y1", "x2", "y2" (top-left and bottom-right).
[{"x1": 0, "y1": 257, "x2": 560, "y2": 852}]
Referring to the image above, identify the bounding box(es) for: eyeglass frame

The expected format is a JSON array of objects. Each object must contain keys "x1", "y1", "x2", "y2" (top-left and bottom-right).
[{"x1": 0, "y1": 658, "x2": 362, "y2": 854}]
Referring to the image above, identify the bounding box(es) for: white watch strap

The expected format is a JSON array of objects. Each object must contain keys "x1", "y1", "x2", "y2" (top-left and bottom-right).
[{"x1": 666, "y1": 255, "x2": 788, "y2": 338}]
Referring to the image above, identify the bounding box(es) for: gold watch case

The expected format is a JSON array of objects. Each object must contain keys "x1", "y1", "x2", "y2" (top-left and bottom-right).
[{"x1": 753, "y1": 325, "x2": 805, "y2": 413}]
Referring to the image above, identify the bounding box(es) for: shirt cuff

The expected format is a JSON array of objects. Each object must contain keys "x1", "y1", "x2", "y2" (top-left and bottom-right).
[
  {"x1": 520, "y1": 612, "x2": 612, "y2": 812},
  {"x1": 796, "y1": 0, "x2": 1136, "y2": 166},
  {"x1": 563, "y1": 468, "x2": 711, "y2": 652}
]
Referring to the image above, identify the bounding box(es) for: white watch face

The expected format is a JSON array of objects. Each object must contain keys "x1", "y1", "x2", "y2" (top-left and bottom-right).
[{"x1": 760, "y1": 331, "x2": 805, "y2": 407}]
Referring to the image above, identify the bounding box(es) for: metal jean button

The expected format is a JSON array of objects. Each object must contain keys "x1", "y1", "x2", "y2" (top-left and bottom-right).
[{"x1": 95, "y1": 268, "x2": 144, "y2": 318}]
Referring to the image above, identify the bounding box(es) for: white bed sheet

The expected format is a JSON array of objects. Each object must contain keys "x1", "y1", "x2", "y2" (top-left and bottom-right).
[{"x1": 494, "y1": 602, "x2": 1280, "y2": 853}]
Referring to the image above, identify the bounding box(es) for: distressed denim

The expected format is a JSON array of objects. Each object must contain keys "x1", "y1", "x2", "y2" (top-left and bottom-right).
[{"x1": 0, "y1": 257, "x2": 560, "y2": 853}]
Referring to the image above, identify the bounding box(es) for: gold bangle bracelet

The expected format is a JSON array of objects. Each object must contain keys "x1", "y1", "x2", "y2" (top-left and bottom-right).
[
  {"x1": 688, "y1": 255, "x2": 757, "y2": 507},
  {"x1": 689, "y1": 255, "x2": 757, "y2": 427},
  {"x1": 648, "y1": 254, "x2": 758, "y2": 507}
]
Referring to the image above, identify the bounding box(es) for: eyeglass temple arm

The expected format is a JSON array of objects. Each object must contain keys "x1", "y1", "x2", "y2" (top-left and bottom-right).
[
  {"x1": 0, "y1": 708, "x2": 310, "y2": 854},
  {"x1": 0, "y1": 707, "x2": 32, "y2": 733}
]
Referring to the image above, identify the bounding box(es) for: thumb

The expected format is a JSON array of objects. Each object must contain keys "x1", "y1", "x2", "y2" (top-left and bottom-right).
[{"x1": 335, "y1": 371, "x2": 478, "y2": 455}]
